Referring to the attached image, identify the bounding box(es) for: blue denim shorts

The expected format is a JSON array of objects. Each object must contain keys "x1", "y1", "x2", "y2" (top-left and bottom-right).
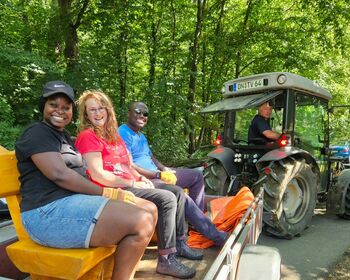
[{"x1": 21, "y1": 194, "x2": 109, "y2": 248}]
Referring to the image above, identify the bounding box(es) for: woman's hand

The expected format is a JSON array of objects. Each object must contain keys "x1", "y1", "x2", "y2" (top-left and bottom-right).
[
  {"x1": 102, "y1": 187, "x2": 136, "y2": 204},
  {"x1": 140, "y1": 176, "x2": 153, "y2": 184},
  {"x1": 134, "y1": 180, "x2": 155, "y2": 189}
]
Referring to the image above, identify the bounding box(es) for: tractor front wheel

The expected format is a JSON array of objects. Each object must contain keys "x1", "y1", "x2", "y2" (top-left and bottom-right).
[{"x1": 203, "y1": 160, "x2": 230, "y2": 196}]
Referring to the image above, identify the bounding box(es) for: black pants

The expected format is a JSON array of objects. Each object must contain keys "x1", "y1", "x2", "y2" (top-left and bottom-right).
[{"x1": 124, "y1": 183, "x2": 186, "y2": 255}]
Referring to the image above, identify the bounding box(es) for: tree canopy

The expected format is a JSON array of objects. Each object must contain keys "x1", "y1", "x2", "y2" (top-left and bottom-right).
[{"x1": 1, "y1": 0, "x2": 349, "y2": 161}]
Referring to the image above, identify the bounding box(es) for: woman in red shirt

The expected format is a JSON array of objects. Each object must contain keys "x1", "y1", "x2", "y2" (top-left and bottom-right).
[
  {"x1": 75, "y1": 90, "x2": 201, "y2": 279},
  {"x1": 16, "y1": 81, "x2": 157, "y2": 280}
]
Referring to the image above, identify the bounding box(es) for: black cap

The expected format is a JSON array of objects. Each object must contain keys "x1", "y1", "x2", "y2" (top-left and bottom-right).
[{"x1": 42, "y1": 81, "x2": 75, "y2": 103}]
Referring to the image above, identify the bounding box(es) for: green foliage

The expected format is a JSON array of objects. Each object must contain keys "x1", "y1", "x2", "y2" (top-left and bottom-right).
[
  {"x1": 0, "y1": 46, "x2": 63, "y2": 126},
  {"x1": 0, "y1": 121, "x2": 22, "y2": 150},
  {"x1": 1, "y1": 0, "x2": 350, "y2": 160},
  {"x1": 0, "y1": 97, "x2": 21, "y2": 150},
  {"x1": 142, "y1": 102, "x2": 190, "y2": 164}
]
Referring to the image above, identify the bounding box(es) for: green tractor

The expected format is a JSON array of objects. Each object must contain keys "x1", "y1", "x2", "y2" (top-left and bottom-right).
[{"x1": 201, "y1": 72, "x2": 350, "y2": 239}]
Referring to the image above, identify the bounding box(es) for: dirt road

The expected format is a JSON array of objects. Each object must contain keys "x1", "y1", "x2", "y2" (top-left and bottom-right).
[
  {"x1": 258, "y1": 206, "x2": 350, "y2": 280},
  {"x1": 327, "y1": 247, "x2": 350, "y2": 280}
]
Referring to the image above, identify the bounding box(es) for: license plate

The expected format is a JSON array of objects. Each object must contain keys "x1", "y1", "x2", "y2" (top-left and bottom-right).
[{"x1": 233, "y1": 78, "x2": 264, "y2": 92}]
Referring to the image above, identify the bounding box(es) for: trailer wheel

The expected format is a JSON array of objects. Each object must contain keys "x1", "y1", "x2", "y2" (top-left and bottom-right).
[
  {"x1": 256, "y1": 158, "x2": 318, "y2": 239},
  {"x1": 203, "y1": 160, "x2": 230, "y2": 196}
]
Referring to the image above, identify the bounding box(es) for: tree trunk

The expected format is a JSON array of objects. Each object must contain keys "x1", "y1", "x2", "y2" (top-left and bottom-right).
[
  {"x1": 235, "y1": 0, "x2": 253, "y2": 78},
  {"x1": 206, "y1": 0, "x2": 226, "y2": 103},
  {"x1": 57, "y1": 0, "x2": 90, "y2": 70},
  {"x1": 147, "y1": 2, "x2": 161, "y2": 109},
  {"x1": 117, "y1": 30, "x2": 128, "y2": 108},
  {"x1": 186, "y1": 0, "x2": 206, "y2": 154}
]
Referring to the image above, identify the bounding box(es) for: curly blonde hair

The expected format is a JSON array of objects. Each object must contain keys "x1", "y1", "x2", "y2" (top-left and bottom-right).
[{"x1": 77, "y1": 89, "x2": 119, "y2": 144}]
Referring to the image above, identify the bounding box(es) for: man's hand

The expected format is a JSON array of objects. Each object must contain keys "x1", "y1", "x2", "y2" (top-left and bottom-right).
[
  {"x1": 102, "y1": 187, "x2": 136, "y2": 204},
  {"x1": 163, "y1": 167, "x2": 174, "y2": 172},
  {"x1": 160, "y1": 171, "x2": 177, "y2": 185}
]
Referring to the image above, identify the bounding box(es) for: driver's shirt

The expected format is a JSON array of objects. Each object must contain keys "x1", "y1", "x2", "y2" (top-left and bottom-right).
[{"x1": 248, "y1": 114, "x2": 271, "y2": 144}]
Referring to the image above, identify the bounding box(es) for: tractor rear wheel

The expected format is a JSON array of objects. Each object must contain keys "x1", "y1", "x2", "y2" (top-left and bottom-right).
[{"x1": 256, "y1": 158, "x2": 318, "y2": 239}]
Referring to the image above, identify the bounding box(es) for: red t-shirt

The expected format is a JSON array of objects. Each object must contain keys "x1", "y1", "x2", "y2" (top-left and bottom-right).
[{"x1": 75, "y1": 129, "x2": 135, "y2": 185}]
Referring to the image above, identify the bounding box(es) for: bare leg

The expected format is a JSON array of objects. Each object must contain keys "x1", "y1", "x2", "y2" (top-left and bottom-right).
[
  {"x1": 90, "y1": 199, "x2": 157, "y2": 280},
  {"x1": 133, "y1": 196, "x2": 158, "y2": 221}
]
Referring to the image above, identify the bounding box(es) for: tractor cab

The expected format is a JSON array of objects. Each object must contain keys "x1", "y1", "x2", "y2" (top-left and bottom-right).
[{"x1": 201, "y1": 72, "x2": 332, "y2": 238}]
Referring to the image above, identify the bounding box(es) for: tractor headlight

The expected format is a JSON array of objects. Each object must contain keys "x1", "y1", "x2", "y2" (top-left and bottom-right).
[{"x1": 277, "y1": 74, "x2": 287, "y2": 85}]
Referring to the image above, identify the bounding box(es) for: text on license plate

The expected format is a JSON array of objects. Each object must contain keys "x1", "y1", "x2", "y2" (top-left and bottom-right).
[{"x1": 233, "y1": 78, "x2": 264, "y2": 92}]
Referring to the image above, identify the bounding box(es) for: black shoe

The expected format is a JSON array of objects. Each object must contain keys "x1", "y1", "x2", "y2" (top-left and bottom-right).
[
  {"x1": 176, "y1": 240, "x2": 203, "y2": 260},
  {"x1": 156, "y1": 254, "x2": 196, "y2": 279}
]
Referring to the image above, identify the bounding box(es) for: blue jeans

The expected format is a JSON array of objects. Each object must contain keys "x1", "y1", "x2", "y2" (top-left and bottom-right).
[{"x1": 21, "y1": 194, "x2": 108, "y2": 248}]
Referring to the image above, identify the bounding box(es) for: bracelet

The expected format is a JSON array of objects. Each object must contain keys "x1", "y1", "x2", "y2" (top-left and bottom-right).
[{"x1": 155, "y1": 172, "x2": 161, "y2": 179}]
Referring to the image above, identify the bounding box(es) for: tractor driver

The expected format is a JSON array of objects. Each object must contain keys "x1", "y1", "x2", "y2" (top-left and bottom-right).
[{"x1": 248, "y1": 102, "x2": 281, "y2": 144}]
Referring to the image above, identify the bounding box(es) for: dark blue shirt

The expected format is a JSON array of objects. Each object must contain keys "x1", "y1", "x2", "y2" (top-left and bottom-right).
[{"x1": 248, "y1": 115, "x2": 271, "y2": 144}]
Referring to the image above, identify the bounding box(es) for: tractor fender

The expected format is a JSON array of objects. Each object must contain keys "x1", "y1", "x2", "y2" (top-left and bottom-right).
[
  {"x1": 236, "y1": 245, "x2": 281, "y2": 280},
  {"x1": 327, "y1": 169, "x2": 350, "y2": 215},
  {"x1": 207, "y1": 146, "x2": 236, "y2": 176},
  {"x1": 256, "y1": 146, "x2": 319, "y2": 172}
]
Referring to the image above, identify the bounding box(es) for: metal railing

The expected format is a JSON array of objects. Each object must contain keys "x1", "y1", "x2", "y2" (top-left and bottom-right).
[{"x1": 202, "y1": 187, "x2": 264, "y2": 280}]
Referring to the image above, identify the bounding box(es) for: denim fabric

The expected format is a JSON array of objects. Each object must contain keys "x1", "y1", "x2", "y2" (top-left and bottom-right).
[
  {"x1": 21, "y1": 194, "x2": 109, "y2": 248},
  {"x1": 123, "y1": 186, "x2": 185, "y2": 256}
]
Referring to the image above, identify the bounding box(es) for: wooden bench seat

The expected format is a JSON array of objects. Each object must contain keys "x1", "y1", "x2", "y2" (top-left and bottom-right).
[
  {"x1": 0, "y1": 147, "x2": 116, "y2": 280},
  {"x1": 7, "y1": 239, "x2": 115, "y2": 279}
]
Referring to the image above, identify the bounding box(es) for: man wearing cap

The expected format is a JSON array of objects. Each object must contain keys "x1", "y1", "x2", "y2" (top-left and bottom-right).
[{"x1": 248, "y1": 102, "x2": 281, "y2": 144}]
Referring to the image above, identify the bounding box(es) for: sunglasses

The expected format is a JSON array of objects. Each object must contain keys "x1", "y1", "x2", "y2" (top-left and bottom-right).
[{"x1": 134, "y1": 108, "x2": 149, "y2": 117}]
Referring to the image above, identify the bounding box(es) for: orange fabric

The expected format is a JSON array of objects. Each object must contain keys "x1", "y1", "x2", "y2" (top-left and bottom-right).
[
  {"x1": 206, "y1": 196, "x2": 232, "y2": 221},
  {"x1": 187, "y1": 186, "x2": 254, "y2": 249}
]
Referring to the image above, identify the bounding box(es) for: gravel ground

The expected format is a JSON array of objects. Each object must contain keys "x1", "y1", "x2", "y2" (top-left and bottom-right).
[{"x1": 326, "y1": 247, "x2": 350, "y2": 280}]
